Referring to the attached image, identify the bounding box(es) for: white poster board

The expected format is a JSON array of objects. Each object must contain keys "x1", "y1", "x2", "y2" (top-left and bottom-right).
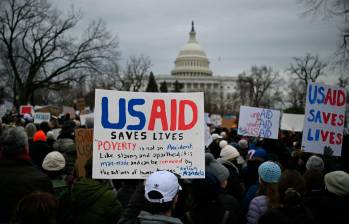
[
  {"x1": 281, "y1": 113, "x2": 305, "y2": 132},
  {"x1": 238, "y1": 106, "x2": 281, "y2": 139},
  {"x1": 302, "y1": 83, "x2": 346, "y2": 156},
  {"x1": 93, "y1": 89, "x2": 205, "y2": 179},
  {"x1": 80, "y1": 113, "x2": 94, "y2": 126},
  {"x1": 34, "y1": 112, "x2": 51, "y2": 124},
  {"x1": 210, "y1": 114, "x2": 222, "y2": 127}
]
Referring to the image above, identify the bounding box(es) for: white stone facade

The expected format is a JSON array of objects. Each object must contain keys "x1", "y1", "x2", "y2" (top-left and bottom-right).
[{"x1": 155, "y1": 22, "x2": 237, "y2": 113}]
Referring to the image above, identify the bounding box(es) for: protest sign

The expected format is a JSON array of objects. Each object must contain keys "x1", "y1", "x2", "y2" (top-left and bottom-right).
[
  {"x1": 80, "y1": 113, "x2": 94, "y2": 126},
  {"x1": 281, "y1": 113, "x2": 304, "y2": 132},
  {"x1": 93, "y1": 89, "x2": 205, "y2": 179},
  {"x1": 222, "y1": 115, "x2": 237, "y2": 129},
  {"x1": 210, "y1": 114, "x2": 222, "y2": 127},
  {"x1": 75, "y1": 128, "x2": 93, "y2": 177},
  {"x1": 204, "y1": 113, "x2": 211, "y2": 125},
  {"x1": 238, "y1": 106, "x2": 280, "y2": 139},
  {"x1": 34, "y1": 112, "x2": 51, "y2": 124},
  {"x1": 19, "y1": 105, "x2": 33, "y2": 115},
  {"x1": 302, "y1": 83, "x2": 346, "y2": 156},
  {"x1": 62, "y1": 106, "x2": 75, "y2": 119},
  {"x1": 35, "y1": 105, "x2": 61, "y2": 117}
]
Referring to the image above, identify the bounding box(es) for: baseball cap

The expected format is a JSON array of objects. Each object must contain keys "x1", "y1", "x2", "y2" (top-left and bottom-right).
[{"x1": 144, "y1": 171, "x2": 182, "y2": 203}]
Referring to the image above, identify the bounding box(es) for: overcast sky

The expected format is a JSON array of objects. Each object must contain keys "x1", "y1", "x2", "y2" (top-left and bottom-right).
[{"x1": 51, "y1": 0, "x2": 342, "y2": 83}]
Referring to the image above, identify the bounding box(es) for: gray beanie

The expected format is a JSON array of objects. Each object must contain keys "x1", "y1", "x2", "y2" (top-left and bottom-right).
[
  {"x1": 324, "y1": 171, "x2": 349, "y2": 196},
  {"x1": 205, "y1": 153, "x2": 229, "y2": 183},
  {"x1": 306, "y1": 155, "x2": 324, "y2": 172},
  {"x1": 25, "y1": 123, "x2": 37, "y2": 140}
]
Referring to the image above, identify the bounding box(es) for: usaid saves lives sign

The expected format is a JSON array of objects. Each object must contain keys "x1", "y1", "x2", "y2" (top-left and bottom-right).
[
  {"x1": 302, "y1": 83, "x2": 346, "y2": 156},
  {"x1": 93, "y1": 89, "x2": 205, "y2": 179}
]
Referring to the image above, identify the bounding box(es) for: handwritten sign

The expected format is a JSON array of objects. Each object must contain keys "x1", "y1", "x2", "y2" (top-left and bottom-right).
[
  {"x1": 93, "y1": 89, "x2": 205, "y2": 179},
  {"x1": 238, "y1": 106, "x2": 280, "y2": 139},
  {"x1": 19, "y1": 105, "x2": 33, "y2": 115},
  {"x1": 210, "y1": 114, "x2": 222, "y2": 127},
  {"x1": 35, "y1": 105, "x2": 61, "y2": 117},
  {"x1": 281, "y1": 113, "x2": 304, "y2": 132},
  {"x1": 34, "y1": 112, "x2": 51, "y2": 124},
  {"x1": 75, "y1": 128, "x2": 93, "y2": 177},
  {"x1": 302, "y1": 83, "x2": 346, "y2": 156}
]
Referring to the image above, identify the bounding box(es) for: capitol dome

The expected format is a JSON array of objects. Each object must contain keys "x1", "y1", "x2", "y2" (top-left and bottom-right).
[{"x1": 171, "y1": 22, "x2": 212, "y2": 77}]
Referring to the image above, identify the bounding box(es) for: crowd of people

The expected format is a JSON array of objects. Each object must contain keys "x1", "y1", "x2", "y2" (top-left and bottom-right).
[{"x1": 0, "y1": 112, "x2": 349, "y2": 224}]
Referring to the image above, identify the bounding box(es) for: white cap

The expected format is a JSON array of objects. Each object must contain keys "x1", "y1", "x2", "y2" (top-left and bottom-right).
[
  {"x1": 211, "y1": 133, "x2": 223, "y2": 141},
  {"x1": 144, "y1": 171, "x2": 182, "y2": 203},
  {"x1": 42, "y1": 151, "x2": 66, "y2": 171}
]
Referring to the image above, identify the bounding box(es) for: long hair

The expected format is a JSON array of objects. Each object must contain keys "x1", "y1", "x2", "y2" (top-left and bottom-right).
[{"x1": 257, "y1": 179, "x2": 279, "y2": 209}]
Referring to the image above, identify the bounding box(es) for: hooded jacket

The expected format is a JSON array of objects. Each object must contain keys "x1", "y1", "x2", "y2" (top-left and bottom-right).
[
  {"x1": 70, "y1": 177, "x2": 123, "y2": 224},
  {"x1": 137, "y1": 211, "x2": 183, "y2": 224}
]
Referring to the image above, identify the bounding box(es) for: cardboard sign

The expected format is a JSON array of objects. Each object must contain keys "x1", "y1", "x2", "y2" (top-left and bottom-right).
[
  {"x1": 75, "y1": 129, "x2": 93, "y2": 177},
  {"x1": 238, "y1": 106, "x2": 280, "y2": 139},
  {"x1": 93, "y1": 89, "x2": 205, "y2": 179},
  {"x1": 302, "y1": 83, "x2": 346, "y2": 156},
  {"x1": 34, "y1": 112, "x2": 51, "y2": 124},
  {"x1": 281, "y1": 113, "x2": 305, "y2": 132},
  {"x1": 19, "y1": 105, "x2": 33, "y2": 115}
]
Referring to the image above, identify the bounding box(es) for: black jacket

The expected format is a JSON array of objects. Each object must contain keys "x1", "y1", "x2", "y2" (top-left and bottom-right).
[{"x1": 0, "y1": 159, "x2": 53, "y2": 222}]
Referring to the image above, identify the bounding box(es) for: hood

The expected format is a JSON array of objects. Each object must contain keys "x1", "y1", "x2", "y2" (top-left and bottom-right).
[{"x1": 72, "y1": 178, "x2": 110, "y2": 208}]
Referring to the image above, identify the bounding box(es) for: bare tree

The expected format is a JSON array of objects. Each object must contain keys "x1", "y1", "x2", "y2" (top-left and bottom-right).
[
  {"x1": 300, "y1": 0, "x2": 349, "y2": 68},
  {"x1": 0, "y1": 0, "x2": 119, "y2": 105},
  {"x1": 287, "y1": 53, "x2": 327, "y2": 88},
  {"x1": 234, "y1": 65, "x2": 282, "y2": 108},
  {"x1": 118, "y1": 55, "x2": 152, "y2": 92}
]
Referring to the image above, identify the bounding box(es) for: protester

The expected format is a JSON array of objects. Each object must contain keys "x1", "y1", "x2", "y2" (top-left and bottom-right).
[
  {"x1": 208, "y1": 133, "x2": 223, "y2": 158},
  {"x1": 46, "y1": 130, "x2": 56, "y2": 148},
  {"x1": 12, "y1": 192, "x2": 58, "y2": 224},
  {"x1": 259, "y1": 169, "x2": 316, "y2": 224},
  {"x1": 205, "y1": 153, "x2": 240, "y2": 212},
  {"x1": 67, "y1": 158, "x2": 123, "y2": 224},
  {"x1": 116, "y1": 179, "x2": 141, "y2": 208},
  {"x1": 182, "y1": 172, "x2": 238, "y2": 224},
  {"x1": 217, "y1": 140, "x2": 244, "y2": 201},
  {"x1": 0, "y1": 126, "x2": 53, "y2": 223},
  {"x1": 305, "y1": 155, "x2": 324, "y2": 172},
  {"x1": 42, "y1": 151, "x2": 68, "y2": 199},
  {"x1": 137, "y1": 170, "x2": 183, "y2": 224},
  {"x1": 246, "y1": 161, "x2": 281, "y2": 224},
  {"x1": 24, "y1": 122, "x2": 36, "y2": 143},
  {"x1": 53, "y1": 124, "x2": 76, "y2": 175},
  {"x1": 29, "y1": 129, "x2": 52, "y2": 168}
]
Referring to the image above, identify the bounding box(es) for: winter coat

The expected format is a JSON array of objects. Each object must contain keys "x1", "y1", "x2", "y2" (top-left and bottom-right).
[
  {"x1": 69, "y1": 177, "x2": 123, "y2": 224},
  {"x1": 258, "y1": 204, "x2": 316, "y2": 224},
  {"x1": 303, "y1": 191, "x2": 349, "y2": 224},
  {"x1": 29, "y1": 140, "x2": 52, "y2": 168},
  {"x1": 137, "y1": 211, "x2": 183, "y2": 224},
  {"x1": 53, "y1": 138, "x2": 76, "y2": 175},
  {"x1": 218, "y1": 159, "x2": 244, "y2": 201},
  {"x1": 0, "y1": 159, "x2": 53, "y2": 222},
  {"x1": 246, "y1": 195, "x2": 268, "y2": 224},
  {"x1": 181, "y1": 201, "x2": 237, "y2": 224}
]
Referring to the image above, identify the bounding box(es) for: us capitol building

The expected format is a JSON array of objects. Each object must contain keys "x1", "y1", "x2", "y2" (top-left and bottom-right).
[{"x1": 156, "y1": 22, "x2": 237, "y2": 114}]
